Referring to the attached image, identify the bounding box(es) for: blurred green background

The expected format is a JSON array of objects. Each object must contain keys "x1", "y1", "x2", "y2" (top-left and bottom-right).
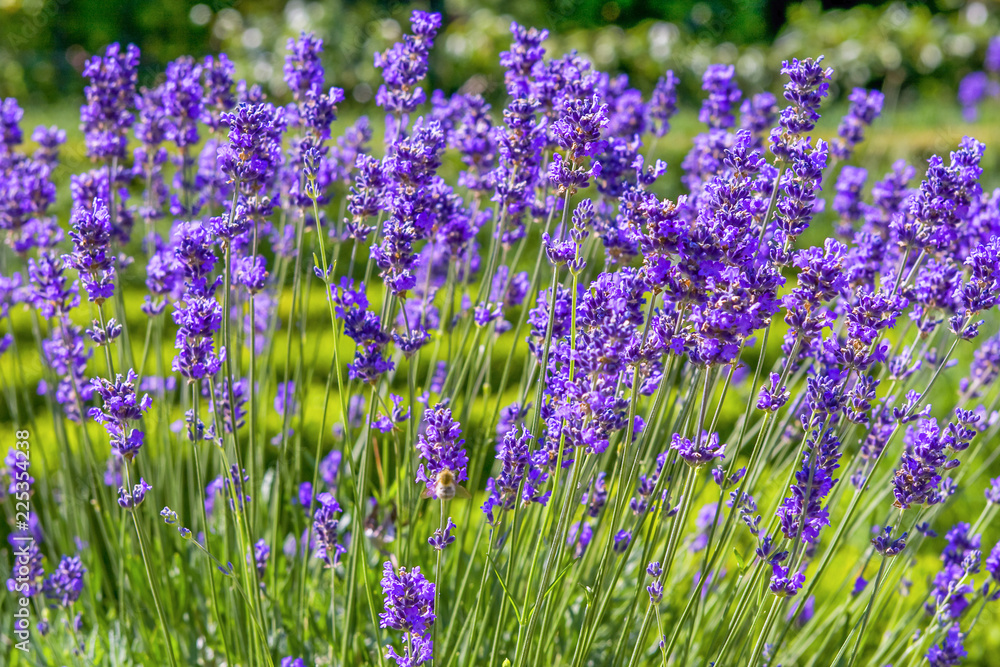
[{"x1": 1, "y1": 0, "x2": 999, "y2": 113}]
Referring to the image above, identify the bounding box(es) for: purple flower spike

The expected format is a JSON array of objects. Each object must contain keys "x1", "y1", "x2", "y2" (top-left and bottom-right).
[
  {"x1": 768, "y1": 563, "x2": 805, "y2": 597},
  {"x1": 65, "y1": 198, "x2": 116, "y2": 303},
  {"x1": 117, "y1": 477, "x2": 151, "y2": 510},
  {"x1": 740, "y1": 92, "x2": 778, "y2": 146},
  {"x1": 380, "y1": 562, "x2": 436, "y2": 667},
  {"x1": 771, "y1": 56, "x2": 833, "y2": 160},
  {"x1": 648, "y1": 578, "x2": 664, "y2": 604},
  {"x1": 284, "y1": 32, "x2": 326, "y2": 103},
  {"x1": 218, "y1": 102, "x2": 286, "y2": 213},
  {"x1": 927, "y1": 624, "x2": 966, "y2": 667},
  {"x1": 80, "y1": 43, "x2": 141, "y2": 159},
  {"x1": 871, "y1": 525, "x2": 907, "y2": 556},
  {"x1": 374, "y1": 10, "x2": 441, "y2": 118},
  {"x1": 649, "y1": 71, "x2": 680, "y2": 137},
  {"x1": 892, "y1": 417, "x2": 968, "y2": 509},
  {"x1": 163, "y1": 56, "x2": 205, "y2": 149},
  {"x1": 671, "y1": 431, "x2": 725, "y2": 468},
  {"x1": 832, "y1": 88, "x2": 884, "y2": 161},
  {"x1": 501, "y1": 22, "x2": 548, "y2": 99},
  {"x1": 0, "y1": 97, "x2": 24, "y2": 152},
  {"x1": 313, "y1": 492, "x2": 346, "y2": 567},
  {"x1": 986, "y1": 477, "x2": 1000, "y2": 504},
  {"x1": 428, "y1": 517, "x2": 457, "y2": 551},
  {"x1": 43, "y1": 555, "x2": 86, "y2": 607},
  {"x1": 698, "y1": 64, "x2": 741, "y2": 130},
  {"x1": 172, "y1": 291, "x2": 225, "y2": 381},
  {"x1": 201, "y1": 54, "x2": 236, "y2": 132},
  {"x1": 776, "y1": 427, "x2": 841, "y2": 544},
  {"x1": 4, "y1": 539, "x2": 44, "y2": 598},
  {"x1": 483, "y1": 425, "x2": 540, "y2": 524},
  {"x1": 567, "y1": 522, "x2": 593, "y2": 559},
  {"x1": 833, "y1": 166, "x2": 868, "y2": 232},
  {"x1": 904, "y1": 136, "x2": 984, "y2": 258},
  {"x1": 756, "y1": 373, "x2": 789, "y2": 412},
  {"x1": 548, "y1": 95, "x2": 608, "y2": 195},
  {"x1": 89, "y1": 370, "x2": 153, "y2": 461},
  {"x1": 415, "y1": 405, "x2": 468, "y2": 500}
]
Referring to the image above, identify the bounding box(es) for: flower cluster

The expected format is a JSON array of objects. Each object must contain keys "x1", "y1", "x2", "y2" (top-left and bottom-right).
[
  {"x1": 380, "y1": 562, "x2": 436, "y2": 666},
  {"x1": 88, "y1": 370, "x2": 153, "y2": 460},
  {"x1": 415, "y1": 405, "x2": 468, "y2": 500},
  {"x1": 80, "y1": 43, "x2": 140, "y2": 159},
  {"x1": 5, "y1": 16, "x2": 1000, "y2": 667}
]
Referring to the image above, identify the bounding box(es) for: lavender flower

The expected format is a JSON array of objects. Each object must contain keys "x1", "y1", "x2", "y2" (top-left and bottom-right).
[
  {"x1": 65, "y1": 198, "x2": 116, "y2": 303},
  {"x1": 225, "y1": 465, "x2": 250, "y2": 512},
  {"x1": 771, "y1": 56, "x2": 832, "y2": 160},
  {"x1": 320, "y1": 449, "x2": 343, "y2": 488},
  {"x1": 903, "y1": 136, "x2": 984, "y2": 258},
  {"x1": 740, "y1": 92, "x2": 778, "y2": 145},
  {"x1": 833, "y1": 166, "x2": 868, "y2": 233},
  {"x1": 26, "y1": 251, "x2": 80, "y2": 319},
  {"x1": 428, "y1": 518, "x2": 456, "y2": 551},
  {"x1": 5, "y1": 538, "x2": 44, "y2": 598},
  {"x1": 698, "y1": 64, "x2": 741, "y2": 130},
  {"x1": 648, "y1": 577, "x2": 664, "y2": 604},
  {"x1": 201, "y1": 54, "x2": 236, "y2": 132},
  {"x1": 163, "y1": 56, "x2": 204, "y2": 150},
  {"x1": 0, "y1": 97, "x2": 23, "y2": 151},
  {"x1": 172, "y1": 291, "x2": 225, "y2": 381},
  {"x1": 482, "y1": 425, "x2": 536, "y2": 523},
  {"x1": 769, "y1": 564, "x2": 805, "y2": 597},
  {"x1": 89, "y1": 370, "x2": 153, "y2": 461},
  {"x1": 583, "y1": 472, "x2": 608, "y2": 518},
  {"x1": 613, "y1": 529, "x2": 632, "y2": 553},
  {"x1": 757, "y1": 373, "x2": 789, "y2": 412},
  {"x1": 374, "y1": 10, "x2": 441, "y2": 120},
  {"x1": 274, "y1": 381, "x2": 298, "y2": 417},
  {"x1": 492, "y1": 98, "x2": 545, "y2": 246},
  {"x1": 313, "y1": 493, "x2": 346, "y2": 567},
  {"x1": 80, "y1": 43, "x2": 140, "y2": 159},
  {"x1": 374, "y1": 120, "x2": 446, "y2": 295},
  {"x1": 380, "y1": 562, "x2": 435, "y2": 667},
  {"x1": 871, "y1": 525, "x2": 907, "y2": 556},
  {"x1": 986, "y1": 478, "x2": 1000, "y2": 504},
  {"x1": 117, "y1": 477, "x2": 151, "y2": 510},
  {"x1": 831, "y1": 88, "x2": 884, "y2": 161},
  {"x1": 416, "y1": 405, "x2": 468, "y2": 500},
  {"x1": 892, "y1": 417, "x2": 966, "y2": 509},
  {"x1": 927, "y1": 624, "x2": 967, "y2": 667},
  {"x1": 567, "y1": 522, "x2": 593, "y2": 559},
  {"x1": 671, "y1": 432, "x2": 725, "y2": 468},
  {"x1": 772, "y1": 140, "x2": 829, "y2": 251},
  {"x1": 32, "y1": 125, "x2": 67, "y2": 166},
  {"x1": 649, "y1": 71, "x2": 680, "y2": 137},
  {"x1": 284, "y1": 32, "x2": 326, "y2": 103},
  {"x1": 43, "y1": 555, "x2": 86, "y2": 607},
  {"x1": 548, "y1": 95, "x2": 608, "y2": 195},
  {"x1": 500, "y1": 22, "x2": 548, "y2": 99},
  {"x1": 454, "y1": 95, "x2": 496, "y2": 194},
  {"x1": 776, "y1": 427, "x2": 841, "y2": 544},
  {"x1": 218, "y1": 102, "x2": 286, "y2": 212}
]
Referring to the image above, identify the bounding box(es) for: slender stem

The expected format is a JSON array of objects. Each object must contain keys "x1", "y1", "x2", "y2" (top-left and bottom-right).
[
  {"x1": 123, "y1": 462, "x2": 178, "y2": 667},
  {"x1": 191, "y1": 386, "x2": 234, "y2": 665}
]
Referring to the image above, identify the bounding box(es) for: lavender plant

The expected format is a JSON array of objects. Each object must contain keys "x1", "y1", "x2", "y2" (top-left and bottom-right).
[{"x1": 2, "y1": 11, "x2": 1000, "y2": 667}]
